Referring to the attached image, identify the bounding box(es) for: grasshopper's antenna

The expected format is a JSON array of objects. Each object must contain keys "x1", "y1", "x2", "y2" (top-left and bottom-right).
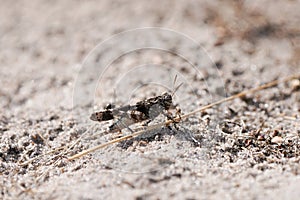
[{"x1": 171, "y1": 74, "x2": 184, "y2": 97}]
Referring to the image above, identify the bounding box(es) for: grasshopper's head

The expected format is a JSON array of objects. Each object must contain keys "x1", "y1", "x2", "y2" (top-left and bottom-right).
[{"x1": 161, "y1": 92, "x2": 173, "y2": 110}]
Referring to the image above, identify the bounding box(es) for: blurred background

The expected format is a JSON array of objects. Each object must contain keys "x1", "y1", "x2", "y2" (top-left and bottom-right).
[{"x1": 0, "y1": 0, "x2": 299, "y2": 111}]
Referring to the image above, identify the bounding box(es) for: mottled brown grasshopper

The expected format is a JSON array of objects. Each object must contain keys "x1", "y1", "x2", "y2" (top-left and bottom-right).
[
  {"x1": 90, "y1": 92, "x2": 178, "y2": 132},
  {"x1": 90, "y1": 76, "x2": 183, "y2": 132}
]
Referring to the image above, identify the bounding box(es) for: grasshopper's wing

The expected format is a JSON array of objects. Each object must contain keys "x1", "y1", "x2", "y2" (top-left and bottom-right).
[
  {"x1": 90, "y1": 103, "x2": 137, "y2": 123},
  {"x1": 112, "y1": 104, "x2": 136, "y2": 112},
  {"x1": 109, "y1": 109, "x2": 148, "y2": 132}
]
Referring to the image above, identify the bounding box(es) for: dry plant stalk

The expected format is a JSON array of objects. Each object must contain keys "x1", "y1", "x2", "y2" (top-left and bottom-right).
[{"x1": 68, "y1": 74, "x2": 300, "y2": 160}]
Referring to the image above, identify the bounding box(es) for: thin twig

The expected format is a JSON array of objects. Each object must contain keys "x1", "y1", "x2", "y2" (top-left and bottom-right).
[
  {"x1": 18, "y1": 146, "x2": 65, "y2": 166},
  {"x1": 68, "y1": 74, "x2": 300, "y2": 160}
]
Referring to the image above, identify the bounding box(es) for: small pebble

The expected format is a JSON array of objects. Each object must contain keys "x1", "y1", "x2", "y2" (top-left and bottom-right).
[
  {"x1": 271, "y1": 136, "x2": 283, "y2": 144},
  {"x1": 290, "y1": 79, "x2": 300, "y2": 91}
]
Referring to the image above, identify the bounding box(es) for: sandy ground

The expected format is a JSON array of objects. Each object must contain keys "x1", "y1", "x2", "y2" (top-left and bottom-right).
[{"x1": 1, "y1": 0, "x2": 300, "y2": 199}]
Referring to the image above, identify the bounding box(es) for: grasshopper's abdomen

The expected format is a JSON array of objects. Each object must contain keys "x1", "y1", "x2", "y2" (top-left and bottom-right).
[{"x1": 90, "y1": 110, "x2": 114, "y2": 122}]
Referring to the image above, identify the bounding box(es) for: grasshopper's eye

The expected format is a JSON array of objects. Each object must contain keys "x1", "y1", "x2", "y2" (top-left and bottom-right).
[{"x1": 165, "y1": 93, "x2": 172, "y2": 101}]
